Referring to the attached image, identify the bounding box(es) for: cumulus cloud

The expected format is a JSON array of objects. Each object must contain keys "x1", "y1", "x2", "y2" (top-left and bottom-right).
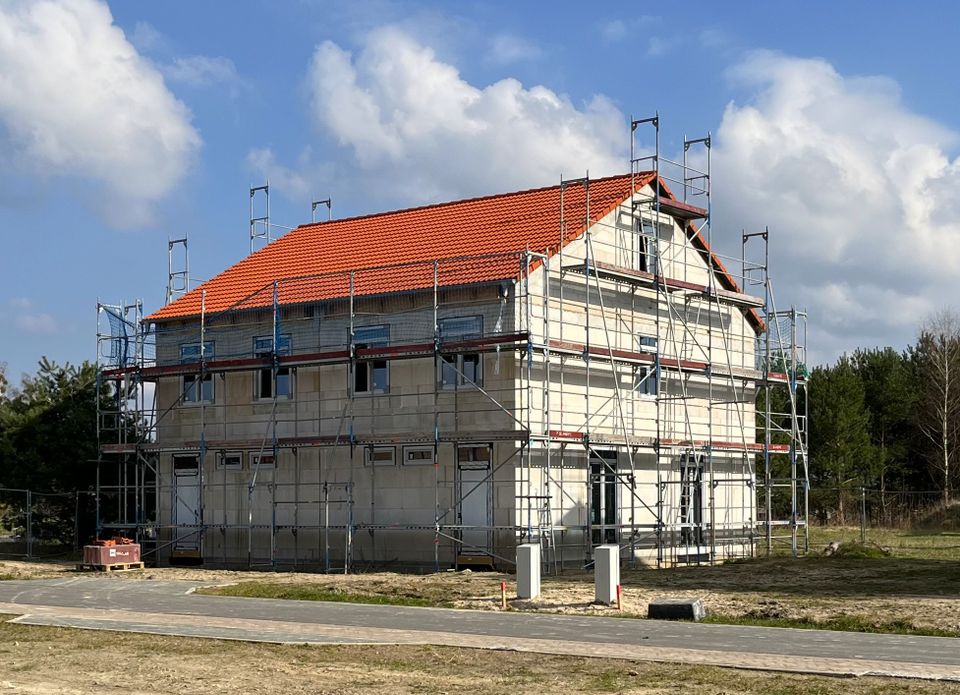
[
  {"x1": 246, "y1": 147, "x2": 334, "y2": 202},
  {"x1": 646, "y1": 36, "x2": 677, "y2": 57},
  {"x1": 6, "y1": 298, "x2": 57, "y2": 335},
  {"x1": 288, "y1": 26, "x2": 625, "y2": 204},
  {"x1": 163, "y1": 55, "x2": 243, "y2": 91},
  {"x1": 0, "y1": 0, "x2": 201, "y2": 226},
  {"x1": 486, "y1": 33, "x2": 542, "y2": 65},
  {"x1": 16, "y1": 313, "x2": 57, "y2": 335},
  {"x1": 598, "y1": 16, "x2": 659, "y2": 43},
  {"x1": 713, "y1": 51, "x2": 960, "y2": 362}
]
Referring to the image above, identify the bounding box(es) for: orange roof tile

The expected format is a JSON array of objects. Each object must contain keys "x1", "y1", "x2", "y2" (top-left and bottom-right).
[{"x1": 147, "y1": 173, "x2": 760, "y2": 330}]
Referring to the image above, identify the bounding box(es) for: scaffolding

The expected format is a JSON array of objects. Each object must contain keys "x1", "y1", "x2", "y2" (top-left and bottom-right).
[{"x1": 95, "y1": 118, "x2": 808, "y2": 571}]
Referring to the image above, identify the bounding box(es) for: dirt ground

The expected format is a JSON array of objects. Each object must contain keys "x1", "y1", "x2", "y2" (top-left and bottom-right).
[
  {"x1": 3, "y1": 543, "x2": 960, "y2": 634},
  {"x1": 1, "y1": 614, "x2": 957, "y2": 695}
]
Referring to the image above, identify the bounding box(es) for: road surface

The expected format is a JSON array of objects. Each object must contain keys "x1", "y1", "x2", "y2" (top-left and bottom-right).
[{"x1": 0, "y1": 577, "x2": 957, "y2": 681}]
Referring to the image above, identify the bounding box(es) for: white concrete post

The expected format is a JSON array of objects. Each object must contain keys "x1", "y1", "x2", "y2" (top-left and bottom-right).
[
  {"x1": 516, "y1": 543, "x2": 541, "y2": 599},
  {"x1": 594, "y1": 544, "x2": 620, "y2": 604}
]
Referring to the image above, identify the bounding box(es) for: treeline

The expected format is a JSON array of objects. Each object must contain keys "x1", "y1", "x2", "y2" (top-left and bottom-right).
[
  {"x1": 0, "y1": 358, "x2": 104, "y2": 492},
  {"x1": 809, "y1": 311, "x2": 960, "y2": 506}
]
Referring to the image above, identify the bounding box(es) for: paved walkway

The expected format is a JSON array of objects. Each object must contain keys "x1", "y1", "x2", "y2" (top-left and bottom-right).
[{"x1": 1, "y1": 578, "x2": 958, "y2": 681}]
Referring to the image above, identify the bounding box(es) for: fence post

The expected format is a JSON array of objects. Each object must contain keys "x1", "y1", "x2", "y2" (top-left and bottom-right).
[
  {"x1": 25, "y1": 489, "x2": 33, "y2": 559},
  {"x1": 74, "y1": 492, "x2": 81, "y2": 552},
  {"x1": 860, "y1": 486, "x2": 866, "y2": 544}
]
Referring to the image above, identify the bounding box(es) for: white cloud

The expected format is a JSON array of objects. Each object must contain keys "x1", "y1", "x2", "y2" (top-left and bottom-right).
[
  {"x1": 0, "y1": 0, "x2": 201, "y2": 226},
  {"x1": 646, "y1": 36, "x2": 677, "y2": 57},
  {"x1": 486, "y1": 34, "x2": 542, "y2": 65},
  {"x1": 292, "y1": 26, "x2": 625, "y2": 204},
  {"x1": 8, "y1": 297, "x2": 33, "y2": 310},
  {"x1": 130, "y1": 19, "x2": 169, "y2": 53},
  {"x1": 163, "y1": 55, "x2": 244, "y2": 92},
  {"x1": 599, "y1": 16, "x2": 659, "y2": 43},
  {"x1": 15, "y1": 313, "x2": 57, "y2": 335},
  {"x1": 713, "y1": 51, "x2": 960, "y2": 363},
  {"x1": 6, "y1": 298, "x2": 56, "y2": 334},
  {"x1": 246, "y1": 147, "x2": 334, "y2": 202},
  {"x1": 699, "y1": 27, "x2": 731, "y2": 50}
]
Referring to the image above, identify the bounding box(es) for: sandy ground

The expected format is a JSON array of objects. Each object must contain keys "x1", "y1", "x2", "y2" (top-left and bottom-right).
[
  {"x1": 3, "y1": 553, "x2": 959, "y2": 634},
  {"x1": 1, "y1": 614, "x2": 958, "y2": 695}
]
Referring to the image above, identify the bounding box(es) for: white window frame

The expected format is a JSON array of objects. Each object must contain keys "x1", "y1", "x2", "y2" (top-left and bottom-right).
[
  {"x1": 180, "y1": 341, "x2": 215, "y2": 404},
  {"x1": 253, "y1": 334, "x2": 293, "y2": 401},
  {"x1": 173, "y1": 453, "x2": 200, "y2": 476},
  {"x1": 216, "y1": 451, "x2": 243, "y2": 471},
  {"x1": 251, "y1": 452, "x2": 276, "y2": 470},
  {"x1": 635, "y1": 364, "x2": 658, "y2": 398},
  {"x1": 403, "y1": 445, "x2": 436, "y2": 466},
  {"x1": 365, "y1": 446, "x2": 396, "y2": 467},
  {"x1": 456, "y1": 443, "x2": 493, "y2": 467},
  {"x1": 439, "y1": 316, "x2": 483, "y2": 390},
  {"x1": 637, "y1": 218, "x2": 661, "y2": 274},
  {"x1": 637, "y1": 335, "x2": 657, "y2": 353},
  {"x1": 352, "y1": 325, "x2": 390, "y2": 395}
]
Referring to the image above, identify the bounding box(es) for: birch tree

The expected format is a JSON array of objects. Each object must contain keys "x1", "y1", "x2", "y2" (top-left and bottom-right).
[{"x1": 915, "y1": 310, "x2": 960, "y2": 504}]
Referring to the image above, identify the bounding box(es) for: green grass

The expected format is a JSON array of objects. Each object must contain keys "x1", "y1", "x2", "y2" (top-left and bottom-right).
[
  {"x1": 704, "y1": 614, "x2": 960, "y2": 638},
  {"x1": 799, "y1": 526, "x2": 960, "y2": 561},
  {"x1": 197, "y1": 581, "x2": 445, "y2": 608}
]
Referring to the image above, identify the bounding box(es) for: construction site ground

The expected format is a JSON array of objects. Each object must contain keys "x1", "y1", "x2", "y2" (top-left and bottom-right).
[
  {"x1": 3, "y1": 527, "x2": 958, "y2": 635},
  {"x1": 2, "y1": 613, "x2": 957, "y2": 695}
]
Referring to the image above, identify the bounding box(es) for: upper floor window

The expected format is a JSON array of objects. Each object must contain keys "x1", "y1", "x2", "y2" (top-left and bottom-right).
[
  {"x1": 635, "y1": 365, "x2": 657, "y2": 397},
  {"x1": 637, "y1": 219, "x2": 660, "y2": 274},
  {"x1": 439, "y1": 316, "x2": 482, "y2": 390},
  {"x1": 352, "y1": 325, "x2": 389, "y2": 394},
  {"x1": 254, "y1": 334, "x2": 292, "y2": 400},
  {"x1": 180, "y1": 341, "x2": 214, "y2": 403},
  {"x1": 638, "y1": 335, "x2": 657, "y2": 353}
]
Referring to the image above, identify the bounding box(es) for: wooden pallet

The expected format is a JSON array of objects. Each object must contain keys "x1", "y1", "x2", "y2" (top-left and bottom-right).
[{"x1": 75, "y1": 561, "x2": 145, "y2": 573}]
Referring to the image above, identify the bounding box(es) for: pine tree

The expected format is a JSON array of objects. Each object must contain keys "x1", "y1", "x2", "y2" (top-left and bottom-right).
[{"x1": 809, "y1": 355, "x2": 872, "y2": 523}]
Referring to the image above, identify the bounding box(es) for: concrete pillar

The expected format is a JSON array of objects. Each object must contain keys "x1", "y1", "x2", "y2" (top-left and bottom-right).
[
  {"x1": 594, "y1": 544, "x2": 620, "y2": 605},
  {"x1": 516, "y1": 543, "x2": 541, "y2": 599}
]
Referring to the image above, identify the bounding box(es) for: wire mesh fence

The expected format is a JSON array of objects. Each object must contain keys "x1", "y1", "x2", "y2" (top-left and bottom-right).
[
  {"x1": 807, "y1": 486, "x2": 948, "y2": 530},
  {"x1": 0, "y1": 488, "x2": 97, "y2": 560}
]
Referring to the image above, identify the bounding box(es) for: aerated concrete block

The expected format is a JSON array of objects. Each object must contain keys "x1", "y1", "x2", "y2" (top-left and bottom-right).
[
  {"x1": 648, "y1": 597, "x2": 706, "y2": 621},
  {"x1": 516, "y1": 543, "x2": 540, "y2": 599},
  {"x1": 594, "y1": 544, "x2": 620, "y2": 605}
]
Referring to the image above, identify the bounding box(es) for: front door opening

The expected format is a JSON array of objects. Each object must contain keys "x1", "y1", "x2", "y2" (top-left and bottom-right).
[
  {"x1": 590, "y1": 450, "x2": 618, "y2": 546},
  {"x1": 172, "y1": 454, "x2": 201, "y2": 561},
  {"x1": 457, "y1": 444, "x2": 493, "y2": 568},
  {"x1": 679, "y1": 453, "x2": 704, "y2": 546}
]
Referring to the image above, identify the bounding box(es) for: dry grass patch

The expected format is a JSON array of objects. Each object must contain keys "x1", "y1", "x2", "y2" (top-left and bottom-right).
[{"x1": 0, "y1": 614, "x2": 957, "y2": 694}]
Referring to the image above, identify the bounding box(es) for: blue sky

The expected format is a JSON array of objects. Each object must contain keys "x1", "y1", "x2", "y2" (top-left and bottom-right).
[{"x1": 2, "y1": 0, "x2": 960, "y2": 381}]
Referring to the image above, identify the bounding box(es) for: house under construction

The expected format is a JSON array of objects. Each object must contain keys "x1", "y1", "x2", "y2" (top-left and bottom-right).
[{"x1": 95, "y1": 118, "x2": 809, "y2": 571}]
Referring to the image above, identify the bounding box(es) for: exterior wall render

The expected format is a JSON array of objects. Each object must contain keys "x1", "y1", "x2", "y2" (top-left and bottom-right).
[{"x1": 138, "y1": 186, "x2": 761, "y2": 569}]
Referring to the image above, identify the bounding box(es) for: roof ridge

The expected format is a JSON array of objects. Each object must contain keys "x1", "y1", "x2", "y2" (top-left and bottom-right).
[{"x1": 292, "y1": 172, "x2": 645, "y2": 231}]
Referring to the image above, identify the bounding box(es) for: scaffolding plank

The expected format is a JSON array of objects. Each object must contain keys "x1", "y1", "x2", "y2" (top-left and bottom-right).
[
  {"x1": 105, "y1": 333, "x2": 532, "y2": 381},
  {"x1": 563, "y1": 260, "x2": 764, "y2": 309},
  {"x1": 655, "y1": 198, "x2": 708, "y2": 220}
]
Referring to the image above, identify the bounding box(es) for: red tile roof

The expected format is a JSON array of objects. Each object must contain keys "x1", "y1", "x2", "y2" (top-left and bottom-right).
[{"x1": 147, "y1": 173, "x2": 759, "y2": 330}]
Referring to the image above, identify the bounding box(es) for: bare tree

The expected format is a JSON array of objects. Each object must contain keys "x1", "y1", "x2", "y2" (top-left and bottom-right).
[{"x1": 915, "y1": 309, "x2": 960, "y2": 504}]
